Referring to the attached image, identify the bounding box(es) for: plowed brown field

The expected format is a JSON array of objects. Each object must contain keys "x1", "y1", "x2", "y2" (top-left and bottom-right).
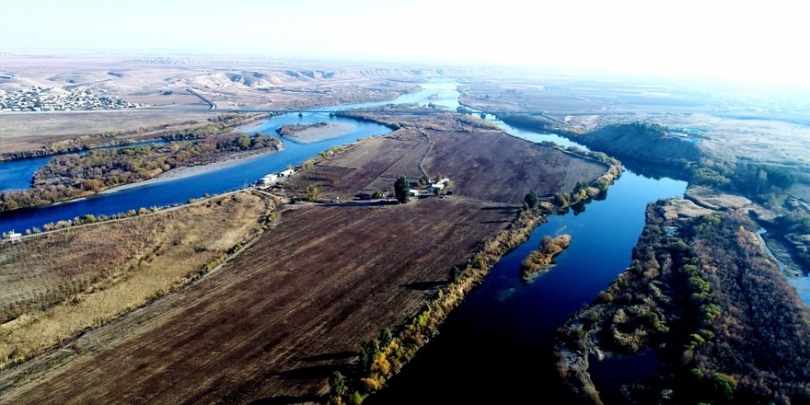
[
  {"x1": 1, "y1": 200, "x2": 514, "y2": 404},
  {"x1": 289, "y1": 126, "x2": 609, "y2": 205}
]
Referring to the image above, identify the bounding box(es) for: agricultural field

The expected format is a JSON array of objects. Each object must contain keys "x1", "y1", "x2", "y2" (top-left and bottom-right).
[
  {"x1": 423, "y1": 130, "x2": 608, "y2": 204},
  {"x1": 289, "y1": 113, "x2": 610, "y2": 205},
  {"x1": 0, "y1": 200, "x2": 515, "y2": 404},
  {"x1": 0, "y1": 191, "x2": 276, "y2": 373},
  {"x1": 0, "y1": 111, "x2": 219, "y2": 153},
  {"x1": 0, "y1": 113, "x2": 614, "y2": 404}
]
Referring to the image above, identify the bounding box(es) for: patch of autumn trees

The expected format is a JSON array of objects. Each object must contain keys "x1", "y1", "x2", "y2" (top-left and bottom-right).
[{"x1": 0, "y1": 133, "x2": 279, "y2": 212}]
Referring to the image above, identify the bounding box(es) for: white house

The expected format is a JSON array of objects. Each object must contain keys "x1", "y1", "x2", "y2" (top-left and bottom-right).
[
  {"x1": 430, "y1": 178, "x2": 450, "y2": 192},
  {"x1": 260, "y1": 174, "x2": 278, "y2": 185},
  {"x1": 409, "y1": 189, "x2": 420, "y2": 197},
  {"x1": 279, "y1": 169, "x2": 295, "y2": 177}
]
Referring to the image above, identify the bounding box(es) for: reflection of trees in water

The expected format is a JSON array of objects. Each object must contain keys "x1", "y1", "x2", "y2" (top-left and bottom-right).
[
  {"x1": 572, "y1": 199, "x2": 587, "y2": 216},
  {"x1": 621, "y1": 157, "x2": 688, "y2": 182}
]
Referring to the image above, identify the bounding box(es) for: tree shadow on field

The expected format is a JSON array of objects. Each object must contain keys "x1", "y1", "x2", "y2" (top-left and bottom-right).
[
  {"x1": 479, "y1": 206, "x2": 518, "y2": 212},
  {"x1": 402, "y1": 281, "x2": 446, "y2": 290},
  {"x1": 480, "y1": 219, "x2": 512, "y2": 224},
  {"x1": 249, "y1": 394, "x2": 325, "y2": 405},
  {"x1": 276, "y1": 363, "x2": 350, "y2": 380},
  {"x1": 300, "y1": 351, "x2": 357, "y2": 363}
]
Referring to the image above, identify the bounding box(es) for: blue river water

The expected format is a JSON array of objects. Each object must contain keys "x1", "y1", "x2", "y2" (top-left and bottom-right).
[{"x1": 0, "y1": 155, "x2": 53, "y2": 192}]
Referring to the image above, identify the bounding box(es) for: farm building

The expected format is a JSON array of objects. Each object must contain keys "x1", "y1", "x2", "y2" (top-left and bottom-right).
[
  {"x1": 430, "y1": 179, "x2": 450, "y2": 191},
  {"x1": 259, "y1": 174, "x2": 278, "y2": 185}
]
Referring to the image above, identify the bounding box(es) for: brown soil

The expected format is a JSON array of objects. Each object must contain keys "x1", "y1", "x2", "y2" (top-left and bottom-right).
[
  {"x1": 288, "y1": 124, "x2": 609, "y2": 205},
  {"x1": 0, "y1": 200, "x2": 513, "y2": 404},
  {"x1": 0, "y1": 191, "x2": 275, "y2": 371}
]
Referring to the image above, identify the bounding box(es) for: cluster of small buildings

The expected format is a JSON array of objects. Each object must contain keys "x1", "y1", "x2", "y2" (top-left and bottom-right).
[
  {"x1": 409, "y1": 177, "x2": 452, "y2": 198},
  {"x1": 256, "y1": 169, "x2": 295, "y2": 186},
  {"x1": 0, "y1": 86, "x2": 148, "y2": 112}
]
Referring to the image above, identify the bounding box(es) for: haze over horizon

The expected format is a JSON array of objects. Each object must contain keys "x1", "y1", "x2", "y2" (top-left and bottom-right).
[{"x1": 1, "y1": 0, "x2": 809, "y2": 87}]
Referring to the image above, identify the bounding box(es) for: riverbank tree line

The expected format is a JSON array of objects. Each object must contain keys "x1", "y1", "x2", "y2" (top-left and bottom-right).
[{"x1": 327, "y1": 204, "x2": 553, "y2": 405}]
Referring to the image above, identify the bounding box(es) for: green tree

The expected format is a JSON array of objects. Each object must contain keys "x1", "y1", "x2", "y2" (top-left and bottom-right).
[
  {"x1": 379, "y1": 328, "x2": 393, "y2": 348},
  {"x1": 348, "y1": 391, "x2": 363, "y2": 405},
  {"x1": 394, "y1": 177, "x2": 410, "y2": 203},
  {"x1": 329, "y1": 371, "x2": 346, "y2": 398},
  {"x1": 449, "y1": 266, "x2": 463, "y2": 283},
  {"x1": 237, "y1": 134, "x2": 251, "y2": 149},
  {"x1": 359, "y1": 339, "x2": 381, "y2": 371},
  {"x1": 524, "y1": 191, "x2": 539, "y2": 209},
  {"x1": 308, "y1": 185, "x2": 319, "y2": 202}
]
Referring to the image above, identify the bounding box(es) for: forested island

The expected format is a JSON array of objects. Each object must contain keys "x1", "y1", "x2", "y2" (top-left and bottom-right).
[
  {"x1": 276, "y1": 122, "x2": 329, "y2": 136},
  {"x1": 520, "y1": 234, "x2": 571, "y2": 282},
  {"x1": 0, "y1": 132, "x2": 281, "y2": 212}
]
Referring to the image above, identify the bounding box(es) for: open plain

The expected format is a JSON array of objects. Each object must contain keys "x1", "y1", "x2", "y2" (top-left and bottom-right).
[{"x1": 0, "y1": 113, "x2": 613, "y2": 404}]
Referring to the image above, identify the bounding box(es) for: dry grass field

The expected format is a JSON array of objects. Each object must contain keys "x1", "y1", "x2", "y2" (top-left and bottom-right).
[
  {"x1": 0, "y1": 191, "x2": 276, "y2": 371},
  {"x1": 0, "y1": 111, "x2": 218, "y2": 152}
]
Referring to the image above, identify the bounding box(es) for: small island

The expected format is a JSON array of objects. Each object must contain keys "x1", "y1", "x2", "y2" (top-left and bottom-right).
[
  {"x1": 521, "y1": 234, "x2": 571, "y2": 282},
  {"x1": 276, "y1": 121, "x2": 355, "y2": 143}
]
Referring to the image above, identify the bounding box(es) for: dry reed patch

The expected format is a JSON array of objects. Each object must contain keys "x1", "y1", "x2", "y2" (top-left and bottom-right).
[{"x1": 0, "y1": 191, "x2": 276, "y2": 370}]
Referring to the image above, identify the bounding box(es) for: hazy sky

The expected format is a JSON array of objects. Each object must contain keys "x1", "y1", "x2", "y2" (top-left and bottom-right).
[{"x1": 2, "y1": 0, "x2": 808, "y2": 85}]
